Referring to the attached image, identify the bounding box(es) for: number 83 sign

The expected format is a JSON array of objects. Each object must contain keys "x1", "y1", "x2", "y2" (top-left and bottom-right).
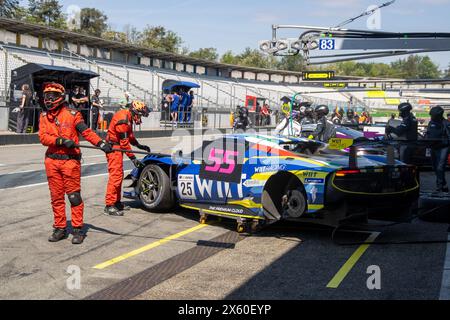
[{"x1": 319, "y1": 38, "x2": 335, "y2": 50}]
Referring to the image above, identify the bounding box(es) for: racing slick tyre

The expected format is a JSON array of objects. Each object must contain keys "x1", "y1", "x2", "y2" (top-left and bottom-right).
[{"x1": 138, "y1": 165, "x2": 174, "y2": 211}]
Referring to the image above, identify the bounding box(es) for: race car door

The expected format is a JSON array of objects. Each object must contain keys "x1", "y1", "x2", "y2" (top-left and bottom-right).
[{"x1": 177, "y1": 138, "x2": 245, "y2": 204}]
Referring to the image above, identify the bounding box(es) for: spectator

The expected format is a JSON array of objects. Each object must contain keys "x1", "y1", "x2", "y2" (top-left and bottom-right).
[
  {"x1": 171, "y1": 92, "x2": 180, "y2": 123},
  {"x1": 261, "y1": 103, "x2": 270, "y2": 126},
  {"x1": 186, "y1": 90, "x2": 195, "y2": 123},
  {"x1": 119, "y1": 92, "x2": 131, "y2": 110},
  {"x1": 179, "y1": 89, "x2": 189, "y2": 123},
  {"x1": 71, "y1": 86, "x2": 89, "y2": 125},
  {"x1": 161, "y1": 94, "x2": 171, "y2": 121},
  {"x1": 91, "y1": 89, "x2": 103, "y2": 131},
  {"x1": 16, "y1": 84, "x2": 33, "y2": 134},
  {"x1": 255, "y1": 102, "x2": 261, "y2": 127}
]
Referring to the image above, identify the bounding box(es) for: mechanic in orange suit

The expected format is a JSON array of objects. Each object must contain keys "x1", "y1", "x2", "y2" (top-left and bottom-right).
[
  {"x1": 39, "y1": 83, "x2": 113, "y2": 245},
  {"x1": 105, "y1": 100, "x2": 151, "y2": 216}
]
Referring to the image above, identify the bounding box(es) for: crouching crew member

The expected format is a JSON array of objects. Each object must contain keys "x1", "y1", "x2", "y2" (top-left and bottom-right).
[
  {"x1": 105, "y1": 101, "x2": 151, "y2": 216},
  {"x1": 39, "y1": 83, "x2": 112, "y2": 244}
]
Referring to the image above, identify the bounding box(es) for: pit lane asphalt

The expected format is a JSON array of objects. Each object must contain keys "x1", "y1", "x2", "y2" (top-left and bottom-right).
[{"x1": 0, "y1": 137, "x2": 449, "y2": 300}]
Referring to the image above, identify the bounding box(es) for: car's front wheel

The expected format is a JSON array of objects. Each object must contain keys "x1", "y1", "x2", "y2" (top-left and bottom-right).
[{"x1": 138, "y1": 165, "x2": 173, "y2": 211}]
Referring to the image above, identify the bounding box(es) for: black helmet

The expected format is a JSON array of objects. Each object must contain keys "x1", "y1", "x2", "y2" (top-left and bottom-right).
[
  {"x1": 298, "y1": 102, "x2": 312, "y2": 108},
  {"x1": 398, "y1": 102, "x2": 413, "y2": 113},
  {"x1": 347, "y1": 109, "x2": 355, "y2": 118},
  {"x1": 304, "y1": 106, "x2": 314, "y2": 116},
  {"x1": 338, "y1": 108, "x2": 344, "y2": 116},
  {"x1": 430, "y1": 106, "x2": 444, "y2": 120},
  {"x1": 315, "y1": 105, "x2": 329, "y2": 117}
]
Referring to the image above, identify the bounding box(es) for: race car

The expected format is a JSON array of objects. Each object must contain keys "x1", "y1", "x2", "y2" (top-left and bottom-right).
[{"x1": 123, "y1": 134, "x2": 419, "y2": 232}]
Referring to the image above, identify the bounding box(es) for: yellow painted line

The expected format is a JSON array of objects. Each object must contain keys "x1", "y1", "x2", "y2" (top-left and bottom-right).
[
  {"x1": 93, "y1": 224, "x2": 209, "y2": 270},
  {"x1": 327, "y1": 232, "x2": 380, "y2": 289}
]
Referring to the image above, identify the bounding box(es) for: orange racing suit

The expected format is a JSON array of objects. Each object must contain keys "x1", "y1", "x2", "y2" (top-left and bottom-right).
[
  {"x1": 105, "y1": 109, "x2": 138, "y2": 207},
  {"x1": 39, "y1": 104, "x2": 102, "y2": 229}
]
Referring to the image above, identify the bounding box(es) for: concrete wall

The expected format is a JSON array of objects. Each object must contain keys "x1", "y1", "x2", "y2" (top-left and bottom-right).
[
  {"x1": 42, "y1": 38, "x2": 59, "y2": 52},
  {"x1": 0, "y1": 102, "x2": 8, "y2": 131},
  {"x1": 0, "y1": 29, "x2": 17, "y2": 45},
  {"x1": 21, "y1": 34, "x2": 39, "y2": 48}
]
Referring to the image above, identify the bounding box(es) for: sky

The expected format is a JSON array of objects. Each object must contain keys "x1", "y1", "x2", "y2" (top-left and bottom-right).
[{"x1": 21, "y1": 0, "x2": 450, "y2": 70}]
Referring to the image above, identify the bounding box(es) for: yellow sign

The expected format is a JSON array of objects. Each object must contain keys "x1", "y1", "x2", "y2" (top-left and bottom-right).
[
  {"x1": 328, "y1": 138, "x2": 354, "y2": 150},
  {"x1": 303, "y1": 71, "x2": 335, "y2": 81},
  {"x1": 324, "y1": 83, "x2": 347, "y2": 88}
]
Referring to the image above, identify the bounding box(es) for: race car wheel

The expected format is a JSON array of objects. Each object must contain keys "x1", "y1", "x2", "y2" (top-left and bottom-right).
[
  {"x1": 139, "y1": 165, "x2": 173, "y2": 211},
  {"x1": 283, "y1": 189, "x2": 306, "y2": 218}
]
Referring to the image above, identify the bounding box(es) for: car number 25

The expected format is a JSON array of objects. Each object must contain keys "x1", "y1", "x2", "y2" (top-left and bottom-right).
[{"x1": 178, "y1": 175, "x2": 196, "y2": 200}]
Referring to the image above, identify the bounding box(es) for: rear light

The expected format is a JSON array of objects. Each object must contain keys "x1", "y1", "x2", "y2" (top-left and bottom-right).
[{"x1": 336, "y1": 169, "x2": 360, "y2": 177}]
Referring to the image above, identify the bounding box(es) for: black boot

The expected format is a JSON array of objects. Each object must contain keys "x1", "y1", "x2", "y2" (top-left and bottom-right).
[
  {"x1": 72, "y1": 228, "x2": 85, "y2": 245},
  {"x1": 115, "y1": 202, "x2": 131, "y2": 211},
  {"x1": 104, "y1": 206, "x2": 124, "y2": 216},
  {"x1": 48, "y1": 228, "x2": 68, "y2": 242}
]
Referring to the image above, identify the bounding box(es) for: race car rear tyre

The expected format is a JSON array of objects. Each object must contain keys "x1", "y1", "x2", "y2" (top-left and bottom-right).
[{"x1": 139, "y1": 165, "x2": 173, "y2": 211}]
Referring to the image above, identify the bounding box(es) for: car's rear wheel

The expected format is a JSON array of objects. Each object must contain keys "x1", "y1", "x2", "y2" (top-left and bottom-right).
[
  {"x1": 138, "y1": 165, "x2": 173, "y2": 211},
  {"x1": 282, "y1": 189, "x2": 307, "y2": 218}
]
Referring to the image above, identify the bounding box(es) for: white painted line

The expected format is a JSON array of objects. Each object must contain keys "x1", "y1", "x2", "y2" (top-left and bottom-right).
[
  {"x1": 0, "y1": 161, "x2": 109, "y2": 176},
  {"x1": 439, "y1": 233, "x2": 450, "y2": 300},
  {"x1": 0, "y1": 170, "x2": 132, "y2": 190}
]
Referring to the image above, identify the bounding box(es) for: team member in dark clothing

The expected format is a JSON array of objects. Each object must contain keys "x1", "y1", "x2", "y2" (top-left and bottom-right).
[
  {"x1": 426, "y1": 106, "x2": 450, "y2": 193},
  {"x1": 91, "y1": 89, "x2": 103, "y2": 131},
  {"x1": 386, "y1": 103, "x2": 418, "y2": 164},
  {"x1": 16, "y1": 84, "x2": 33, "y2": 133},
  {"x1": 71, "y1": 87, "x2": 90, "y2": 126},
  {"x1": 311, "y1": 105, "x2": 330, "y2": 142},
  {"x1": 342, "y1": 109, "x2": 359, "y2": 125}
]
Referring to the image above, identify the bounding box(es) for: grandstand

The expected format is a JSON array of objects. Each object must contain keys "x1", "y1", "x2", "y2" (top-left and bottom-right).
[{"x1": 1, "y1": 17, "x2": 450, "y2": 132}]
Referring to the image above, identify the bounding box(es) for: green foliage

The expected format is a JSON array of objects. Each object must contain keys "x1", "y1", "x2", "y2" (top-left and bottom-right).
[
  {"x1": 138, "y1": 25, "x2": 182, "y2": 53},
  {"x1": 78, "y1": 8, "x2": 108, "y2": 37},
  {"x1": 26, "y1": 0, "x2": 67, "y2": 29},
  {"x1": 0, "y1": 0, "x2": 19, "y2": 18},
  {"x1": 188, "y1": 48, "x2": 219, "y2": 61}
]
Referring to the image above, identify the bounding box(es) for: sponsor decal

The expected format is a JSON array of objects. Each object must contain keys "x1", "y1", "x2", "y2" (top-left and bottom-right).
[
  {"x1": 208, "y1": 206, "x2": 244, "y2": 215},
  {"x1": 302, "y1": 171, "x2": 319, "y2": 178},
  {"x1": 305, "y1": 178, "x2": 325, "y2": 184},
  {"x1": 254, "y1": 164, "x2": 286, "y2": 174},
  {"x1": 243, "y1": 179, "x2": 266, "y2": 188}
]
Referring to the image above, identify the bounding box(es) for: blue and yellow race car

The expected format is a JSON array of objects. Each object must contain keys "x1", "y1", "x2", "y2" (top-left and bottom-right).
[{"x1": 124, "y1": 134, "x2": 419, "y2": 232}]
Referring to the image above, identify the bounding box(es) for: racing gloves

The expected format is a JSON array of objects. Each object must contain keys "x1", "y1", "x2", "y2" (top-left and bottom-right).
[
  {"x1": 136, "y1": 144, "x2": 151, "y2": 153},
  {"x1": 130, "y1": 156, "x2": 145, "y2": 169},
  {"x1": 56, "y1": 137, "x2": 76, "y2": 148},
  {"x1": 97, "y1": 140, "x2": 113, "y2": 154}
]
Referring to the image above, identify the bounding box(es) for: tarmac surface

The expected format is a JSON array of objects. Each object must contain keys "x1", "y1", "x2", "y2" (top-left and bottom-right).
[{"x1": 0, "y1": 134, "x2": 449, "y2": 300}]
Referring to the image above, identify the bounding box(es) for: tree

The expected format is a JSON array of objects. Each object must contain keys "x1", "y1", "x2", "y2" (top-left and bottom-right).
[
  {"x1": 445, "y1": 64, "x2": 450, "y2": 79},
  {"x1": 123, "y1": 24, "x2": 141, "y2": 44},
  {"x1": 102, "y1": 30, "x2": 128, "y2": 43},
  {"x1": 27, "y1": 0, "x2": 66, "y2": 29},
  {"x1": 0, "y1": 0, "x2": 19, "y2": 18},
  {"x1": 234, "y1": 47, "x2": 276, "y2": 69},
  {"x1": 138, "y1": 25, "x2": 182, "y2": 53},
  {"x1": 188, "y1": 48, "x2": 218, "y2": 61},
  {"x1": 277, "y1": 55, "x2": 305, "y2": 72},
  {"x1": 78, "y1": 8, "x2": 108, "y2": 37},
  {"x1": 220, "y1": 51, "x2": 238, "y2": 64}
]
